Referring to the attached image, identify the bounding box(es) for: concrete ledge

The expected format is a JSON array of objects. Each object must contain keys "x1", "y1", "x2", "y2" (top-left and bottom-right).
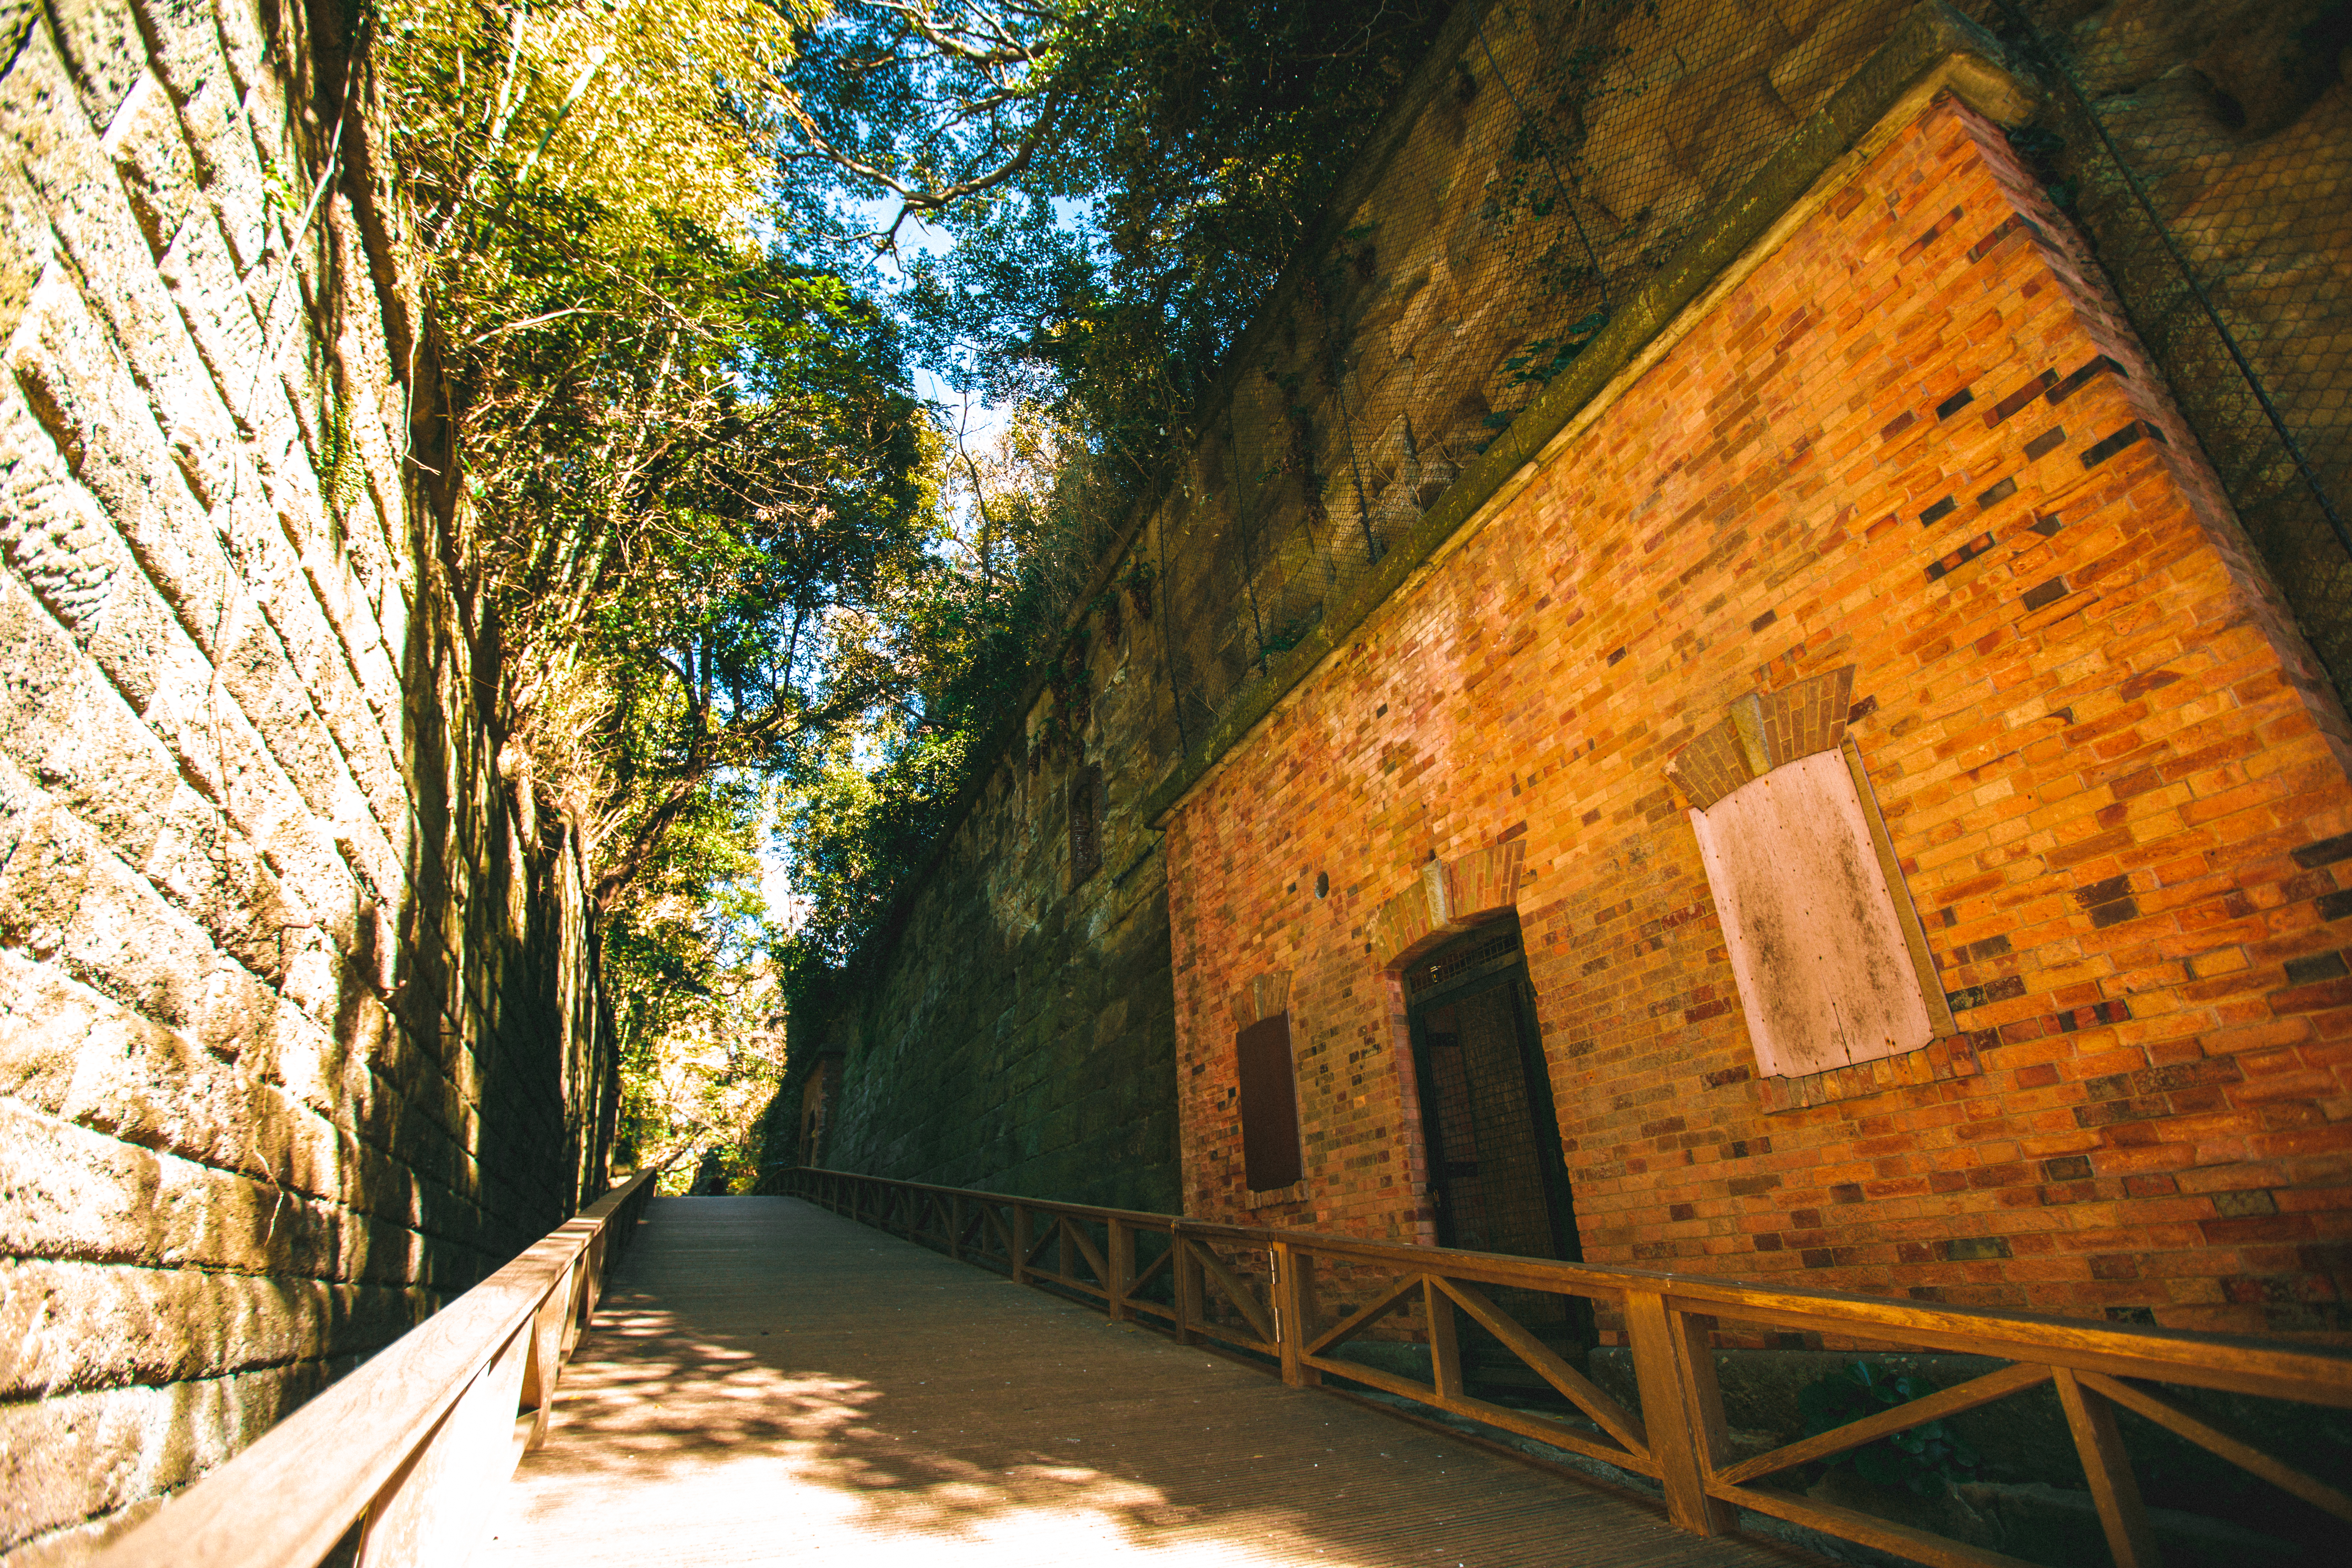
[{"x1": 1143, "y1": 1, "x2": 2040, "y2": 828}]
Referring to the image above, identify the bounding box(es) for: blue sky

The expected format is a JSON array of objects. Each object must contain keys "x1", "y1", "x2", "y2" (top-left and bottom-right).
[
  {"x1": 757, "y1": 194, "x2": 1095, "y2": 932},
  {"x1": 759, "y1": 198, "x2": 1004, "y2": 931}
]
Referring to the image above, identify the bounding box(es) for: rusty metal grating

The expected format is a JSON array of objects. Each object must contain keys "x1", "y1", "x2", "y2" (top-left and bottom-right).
[{"x1": 1407, "y1": 927, "x2": 1523, "y2": 996}]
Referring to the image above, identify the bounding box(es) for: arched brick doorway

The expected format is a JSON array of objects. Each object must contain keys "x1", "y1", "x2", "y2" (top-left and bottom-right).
[{"x1": 1370, "y1": 843, "x2": 1585, "y2": 1293}]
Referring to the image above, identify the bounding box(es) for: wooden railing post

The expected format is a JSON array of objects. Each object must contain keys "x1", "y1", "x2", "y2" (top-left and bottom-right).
[
  {"x1": 517, "y1": 1282, "x2": 566, "y2": 1453},
  {"x1": 1424, "y1": 1276, "x2": 1461, "y2": 1401},
  {"x1": 1057, "y1": 1216, "x2": 1072, "y2": 1281},
  {"x1": 1174, "y1": 1231, "x2": 1202, "y2": 1344},
  {"x1": 2056, "y1": 1368, "x2": 2161, "y2": 1568},
  {"x1": 1107, "y1": 1218, "x2": 1133, "y2": 1322},
  {"x1": 1273, "y1": 1240, "x2": 1317, "y2": 1387},
  {"x1": 559, "y1": 1254, "x2": 589, "y2": 1358},
  {"x1": 1625, "y1": 1289, "x2": 1731, "y2": 1537},
  {"x1": 1011, "y1": 1204, "x2": 1032, "y2": 1285},
  {"x1": 949, "y1": 1194, "x2": 965, "y2": 1260}
]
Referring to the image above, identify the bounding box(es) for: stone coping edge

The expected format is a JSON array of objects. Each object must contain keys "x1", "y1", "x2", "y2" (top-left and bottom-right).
[{"x1": 1141, "y1": 0, "x2": 2040, "y2": 830}]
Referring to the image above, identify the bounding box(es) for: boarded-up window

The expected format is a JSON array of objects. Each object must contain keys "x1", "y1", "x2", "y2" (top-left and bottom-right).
[
  {"x1": 1690, "y1": 747, "x2": 1943, "y2": 1078},
  {"x1": 1070, "y1": 764, "x2": 1105, "y2": 886},
  {"x1": 1236, "y1": 1012, "x2": 1303, "y2": 1191}
]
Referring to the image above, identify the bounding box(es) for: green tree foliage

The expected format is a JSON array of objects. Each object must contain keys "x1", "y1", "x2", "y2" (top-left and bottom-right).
[
  {"x1": 381, "y1": 0, "x2": 943, "y2": 897},
  {"x1": 766, "y1": 0, "x2": 1452, "y2": 993},
  {"x1": 373, "y1": 0, "x2": 948, "y2": 1127},
  {"x1": 774, "y1": 399, "x2": 1089, "y2": 977},
  {"x1": 370, "y1": 0, "x2": 1461, "y2": 1079},
  {"x1": 780, "y1": 0, "x2": 1450, "y2": 413}
]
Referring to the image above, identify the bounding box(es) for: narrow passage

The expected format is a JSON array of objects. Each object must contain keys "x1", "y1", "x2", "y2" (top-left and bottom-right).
[{"x1": 475, "y1": 1197, "x2": 1800, "y2": 1566}]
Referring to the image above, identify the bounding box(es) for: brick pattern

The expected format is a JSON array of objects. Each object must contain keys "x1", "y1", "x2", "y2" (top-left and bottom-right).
[
  {"x1": 1230, "y1": 971, "x2": 1292, "y2": 1028},
  {"x1": 1670, "y1": 666, "x2": 1856, "y2": 809},
  {"x1": 1164, "y1": 95, "x2": 2352, "y2": 1334},
  {"x1": 1749, "y1": 1031, "x2": 1984, "y2": 1113},
  {"x1": 1367, "y1": 844, "x2": 1529, "y2": 967},
  {"x1": 1757, "y1": 665, "x2": 1855, "y2": 770},
  {"x1": 1668, "y1": 718, "x2": 1755, "y2": 815},
  {"x1": 0, "y1": 6, "x2": 612, "y2": 1559}
]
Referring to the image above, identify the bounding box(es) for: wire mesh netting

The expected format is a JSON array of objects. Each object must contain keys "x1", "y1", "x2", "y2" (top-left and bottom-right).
[
  {"x1": 1133, "y1": 0, "x2": 2352, "y2": 772},
  {"x1": 1984, "y1": 0, "x2": 2352, "y2": 699}
]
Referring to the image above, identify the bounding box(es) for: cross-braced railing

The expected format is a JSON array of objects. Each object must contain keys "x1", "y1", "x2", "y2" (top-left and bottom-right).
[{"x1": 792, "y1": 1166, "x2": 2352, "y2": 1568}]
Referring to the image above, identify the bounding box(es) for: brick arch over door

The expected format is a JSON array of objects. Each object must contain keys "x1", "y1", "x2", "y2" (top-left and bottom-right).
[
  {"x1": 1364, "y1": 840, "x2": 1531, "y2": 1247},
  {"x1": 1369, "y1": 842, "x2": 1529, "y2": 972}
]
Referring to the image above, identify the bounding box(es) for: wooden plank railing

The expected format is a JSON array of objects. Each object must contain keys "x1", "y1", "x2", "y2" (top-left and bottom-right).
[
  {"x1": 90, "y1": 1167, "x2": 663, "y2": 1568},
  {"x1": 789, "y1": 1166, "x2": 2352, "y2": 1568}
]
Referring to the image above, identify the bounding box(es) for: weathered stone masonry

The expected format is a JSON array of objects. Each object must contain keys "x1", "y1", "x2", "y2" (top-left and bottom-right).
[
  {"x1": 792, "y1": 613, "x2": 1183, "y2": 1214},
  {"x1": 0, "y1": 3, "x2": 615, "y2": 1561}
]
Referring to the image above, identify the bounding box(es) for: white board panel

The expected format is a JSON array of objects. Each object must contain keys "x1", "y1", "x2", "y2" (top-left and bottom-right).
[{"x1": 1689, "y1": 749, "x2": 1934, "y2": 1078}]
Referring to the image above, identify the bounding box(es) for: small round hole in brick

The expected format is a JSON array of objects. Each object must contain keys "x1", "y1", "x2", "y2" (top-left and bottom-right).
[{"x1": 1314, "y1": 871, "x2": 1329, "y2": 899}]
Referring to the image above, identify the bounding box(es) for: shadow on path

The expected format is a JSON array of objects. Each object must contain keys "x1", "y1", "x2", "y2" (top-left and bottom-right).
[{"x1": 473, "y1": 1197, "x2": 1805, "y2": 1566}]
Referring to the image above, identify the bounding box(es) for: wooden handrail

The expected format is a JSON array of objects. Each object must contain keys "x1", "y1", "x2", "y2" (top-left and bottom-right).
[
  {"x1": 789, "y1": 1166, "x2": 2352, "y2": 1567},
  {"x1": 91, "y1": 1168, "x2": 662, "y2": 1568}
]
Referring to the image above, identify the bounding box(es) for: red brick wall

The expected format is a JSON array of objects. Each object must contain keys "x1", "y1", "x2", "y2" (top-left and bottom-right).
[{"x1": 1163, "y1": 93, "x2": 2352, "y2": 1336}]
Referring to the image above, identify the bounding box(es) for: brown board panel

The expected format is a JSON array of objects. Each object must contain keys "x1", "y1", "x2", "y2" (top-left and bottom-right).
[{"x1": 1236, "y1": 1013, "x2": 1303, "y2": 1190}]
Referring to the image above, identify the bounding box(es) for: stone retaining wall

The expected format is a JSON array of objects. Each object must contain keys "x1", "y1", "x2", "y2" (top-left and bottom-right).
[
  {"x1": 786, "y1": 609, "x2": 1182, "y2": 1212},
  {"x1": 0, "y1": 4, "x2": 614, "y2": 1560}
]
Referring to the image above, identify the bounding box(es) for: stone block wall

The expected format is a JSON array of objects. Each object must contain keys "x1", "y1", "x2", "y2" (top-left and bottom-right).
[
  {"x1": 795, "y1": 605, "x2": 1181, "y2": 1213},
  {"x1": 0, "y1": 3, "x2": 615, "y2": 1560},
  {"x1": 1138, "y1": 0, "x2": 1944, "y2": 764},
  {"x1": 2028, "y1": 0, "x2": 2352, "y2": 693},
  {"x1": 1162, "y1": 82, "x2": 2352, "y2": 1334}
]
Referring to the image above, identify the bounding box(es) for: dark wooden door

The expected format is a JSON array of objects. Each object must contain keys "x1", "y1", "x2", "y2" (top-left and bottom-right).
[
  {"x1": 1407, "y1": 927, "x2": 1583, "y2": 1342},
  {"x1": 1419, "y1": 978, "x2": 1562, "y2": 1259}
]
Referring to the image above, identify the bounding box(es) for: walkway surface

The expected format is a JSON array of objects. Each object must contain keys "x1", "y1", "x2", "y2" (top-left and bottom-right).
[{"x1": 474, "y1": 1197, "x2": 1806, "y2": 1567}]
